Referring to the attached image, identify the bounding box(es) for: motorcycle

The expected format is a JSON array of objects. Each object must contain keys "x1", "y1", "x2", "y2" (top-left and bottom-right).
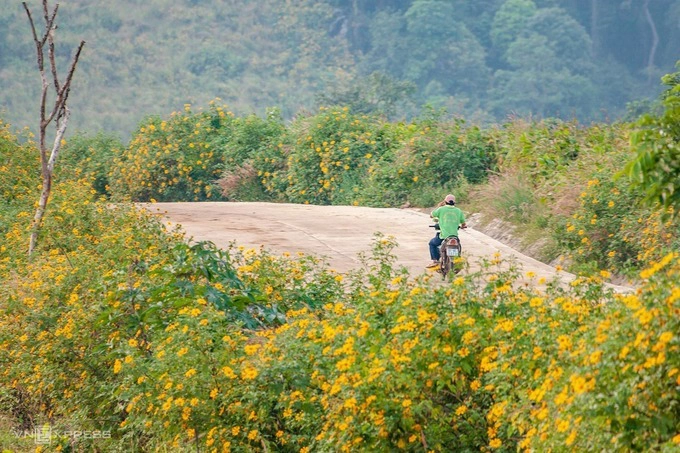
[{"x1": 430, "y1": 223, "x2": 463, "y2": 279}]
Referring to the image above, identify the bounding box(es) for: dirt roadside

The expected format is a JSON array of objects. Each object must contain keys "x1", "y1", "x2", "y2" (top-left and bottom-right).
[{"x1": 141, "y1": 202, "x2": 632, "y2": 292}]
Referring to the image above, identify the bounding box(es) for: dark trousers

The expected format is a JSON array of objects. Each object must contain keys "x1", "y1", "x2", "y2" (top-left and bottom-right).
[{"x1": 429, "y1": 235, "x2": 443, "y2": 260}]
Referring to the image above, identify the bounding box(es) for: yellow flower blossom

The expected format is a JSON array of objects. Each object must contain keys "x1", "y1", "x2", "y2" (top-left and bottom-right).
[
  {"x1": 556, "y1": 418, "x2": 570, "y2": 433},
  {"x1": 659, "y1": 332, "x2": 673, "y2": 344},
  {"x1": 565, "y1": 429, "x2": 577, "y2": 445},
  {"x1": 557, "y1": 335, "x2": 572, "y2": 351},
  {"x1": 222, "y1": 366, "x2": 237, "y2": 378},
  {"x1": 241, "y1": 366, "x2": 259, "y2": 380},
  {"x1": 244, "y1": 344, "x2": 261, "y2": 355}
]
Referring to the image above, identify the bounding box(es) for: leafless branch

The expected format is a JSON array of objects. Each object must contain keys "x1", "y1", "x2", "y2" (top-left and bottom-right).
[
  {"x1": 46, "y1": 40, "x2": 85, "y2": 127},
  {"x1": 22, "y1": 3, "x2": 41, "y2": 52}
]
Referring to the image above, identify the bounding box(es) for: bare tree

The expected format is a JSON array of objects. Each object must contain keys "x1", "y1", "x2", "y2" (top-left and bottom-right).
[
  {"x1": 642, "y1": 0, "x2": 659, "y2": 84},
  {"x1": 23, "y1": 1, "x2": 85, "y2": 255}
]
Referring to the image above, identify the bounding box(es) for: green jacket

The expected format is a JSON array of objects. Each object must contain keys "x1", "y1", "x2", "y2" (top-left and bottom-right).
[{"x1": 431, "y1": 205, "x2": 466, "y2": 239}]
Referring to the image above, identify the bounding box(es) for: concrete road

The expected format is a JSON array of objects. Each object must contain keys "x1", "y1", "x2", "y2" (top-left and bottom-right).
[{"x1": 141, "y1": 202, "x2": 631, "y2": 291}]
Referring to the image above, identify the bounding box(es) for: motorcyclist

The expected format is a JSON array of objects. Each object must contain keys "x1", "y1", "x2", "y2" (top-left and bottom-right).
[{"x1": 427, "y1": 194, "x2": 467, "y2": 268}]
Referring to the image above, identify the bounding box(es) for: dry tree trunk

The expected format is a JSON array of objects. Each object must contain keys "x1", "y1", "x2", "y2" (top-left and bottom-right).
[
  {"x1": 23, "y1": 0, "x2": 85, "y2": 256},
  {"x1": 590, "y1": 0, "x2": 600, "y2": 57},
  {"x1": 642, "y1": 0, "x2": 659, "y2": 85}
]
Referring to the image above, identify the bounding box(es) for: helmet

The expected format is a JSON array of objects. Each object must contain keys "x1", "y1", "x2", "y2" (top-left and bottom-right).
[{"x1": 444, "y1": 194, "x2": 456, "y2": 204}]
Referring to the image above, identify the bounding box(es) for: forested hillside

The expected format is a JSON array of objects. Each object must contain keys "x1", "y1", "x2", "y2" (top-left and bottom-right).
[{"x1": 1, "y1": 0, "x2": 678, "y2": 138}]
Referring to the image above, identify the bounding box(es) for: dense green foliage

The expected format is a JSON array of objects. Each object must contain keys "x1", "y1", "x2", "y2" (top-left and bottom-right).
[
  {"x1": 58, "y1": 131, "x2": 125, "y2": 196},
  {"x1": 2, "y1": 0, "x2": 679, "y2": 138},
  {"x1": 625, "y1": 62, "x2": 680, "y2": 213},
  {"x1": 109, "y1": 103, "x2": 233, "y2": 201},
  {"x1": 1, "y1": 120, "x2": 679, "y2": 451}
]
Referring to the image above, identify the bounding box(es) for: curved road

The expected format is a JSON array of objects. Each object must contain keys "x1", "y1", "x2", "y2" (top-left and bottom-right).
[{"x1": 142, "y1": 202, "x2": 630, "y2": 291}]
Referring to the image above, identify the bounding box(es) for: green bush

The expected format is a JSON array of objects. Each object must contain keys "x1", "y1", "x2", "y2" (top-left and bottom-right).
[
  {"x1": 0, "y1": 120, "x2": 38, "y2": 205},
  {"x1": 0, "y1": 178, "x2": 182, "y2": 451},
  {"x1": 59, "y1": 132, "x2": 125, "y2": 197},
  {"x1": 0, "y1": 121, "x2": 39, "y2": 270},
  {"x1": 625, "y1": 63, "x2": 680, "y2": 213},
  {"x1": 485, "y1": 254, "x2": 680, "y2": 451},
  {"x1": 365, "y1": 119, "x2": 495, "y2": 207},
  {"x1": 557, "y1": 169, "x2": 680, "y2": 278},
  {"x1": 109, "y1": 102, "x2": 233, "y2": 201},
  {"x1": 218, "y1": 109, "x2": 288, "y2": 201},
  {"x1": 490, "y1": 119, "x2": 584, "y2": 183},
  {"x1": 283, "y1": 107, "x2": 396, "y2": 205}
]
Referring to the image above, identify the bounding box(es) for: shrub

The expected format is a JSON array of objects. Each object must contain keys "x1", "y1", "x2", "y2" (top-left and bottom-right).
[
  {"x1": 0, "y1": 179, "x2": 181, "y2": 451},
  {"x1": 624, "y1": 63, "x2": 680, "y2": 213},
  {"x1": 59, "y1": 132, "x2": 125, "y2": 197},
  {"x1": 490, "y1": 119, "x2": 583, "y2": 183},
  {"x1": 487, "y1": 254, "x2": 680, "y2": 451},
  {"x1": 559, "y1": 173, "x2": 680, "y2": 278},
  {"x1": 218, "y1": 109, "x2": 288, "y2": 201},
  {"x1": 474, "y1": 170, "x2": 541, "y2": 225},
  {"x1": 0, "y1": 121, "x2": 39, "y2": 269},
  {"x1": 109, "y1": 102, "x2": 233, "y2": 201},
  {"x1": 284, "y1": 107, "x2": 395, "y2": 205},
  {"x1": 365, "y1": 119, "x2": 495, "y2": 207},
  {"x1": 3, "y1": 105, "x2": 679, "y2": 452},
  {"x1": 0, "y1": 121, "x2": 38, "y2": 204}
]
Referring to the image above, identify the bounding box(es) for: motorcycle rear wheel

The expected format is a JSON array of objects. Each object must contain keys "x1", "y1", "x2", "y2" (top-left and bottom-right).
[
  {"x1": 440, "y1": 254, "x2": 453, "y2": 279},
  {"x1": 439, "y1": 237, "x2": 462, "y2": 280}
]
